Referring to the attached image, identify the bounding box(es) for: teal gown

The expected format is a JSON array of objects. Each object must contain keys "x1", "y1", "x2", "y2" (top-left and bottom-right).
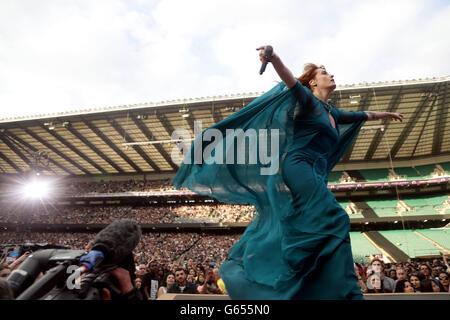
[{"x1": 171, "y1": 80, "x2": 367, "y2": 299}]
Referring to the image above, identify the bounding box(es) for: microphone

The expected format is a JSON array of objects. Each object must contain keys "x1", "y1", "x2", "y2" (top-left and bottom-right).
[
  {"x1": 259, "y1": 45, "x2": 273, "y2": 75},
  {"x1": 80, "y1": 219, "x2": 142, "y2": 272}
]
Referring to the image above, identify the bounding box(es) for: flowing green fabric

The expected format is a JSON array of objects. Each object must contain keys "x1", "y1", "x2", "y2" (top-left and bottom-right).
[{"x1": 171, "y1": 80, "x2": 366, "y2": 299}]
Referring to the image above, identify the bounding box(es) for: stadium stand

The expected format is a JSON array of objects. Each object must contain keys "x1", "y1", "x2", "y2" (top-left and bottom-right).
[
  {"x1": 1, "y1": 76, "x2": 449, "y2": 299},
  {"x1": 378, "y1": 230, "x2": 443, "y2": 258},
  {"x1": 340, "y1": 201, "x2": 365, "y2": 219},
  {"x1": 365, "y1": 199, "x2": 401, "y2": 217},
  {"x1": 349, "y1": 232, "x2": 381, "y2": 263},
  {"x1": 359, "y1": 169, "x2": 389, "y2": 182},
  {"x1": 363, "y1": 195, "x2": 449, "y2": 218},
  {"x1": 415, "y1": 229, "x2": 450, "y2": 251}
]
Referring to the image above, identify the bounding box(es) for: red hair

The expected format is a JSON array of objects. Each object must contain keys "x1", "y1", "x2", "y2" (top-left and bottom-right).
[{"x1": 297, "y1": 63, "x2": 324, "y2": 90}]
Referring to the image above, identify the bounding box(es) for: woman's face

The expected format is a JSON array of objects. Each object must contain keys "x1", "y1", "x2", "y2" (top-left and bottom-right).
[
  {"x1": 166, "y1": 274, "x2": 175, "y2": 286},
  {"x1": 409, "y1": 276, "x2": 421, "y2": 289},
  {"x1": 404, "y1": 281, "x2": 415, "y2": 293},
  {"x1": 439, "y1": 273, "x2": 448, "y2": 287},
  {"x1": 311, "y1": 67, "x2": 335, "y2": 92},
  {"x1": 431, "y1": 281, "x2": 441, "y2": 292}
]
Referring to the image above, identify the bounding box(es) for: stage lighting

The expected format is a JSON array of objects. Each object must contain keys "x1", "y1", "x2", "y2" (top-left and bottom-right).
[{"x1": 22, "y1": 179, "x2": 50, "y2": 199}]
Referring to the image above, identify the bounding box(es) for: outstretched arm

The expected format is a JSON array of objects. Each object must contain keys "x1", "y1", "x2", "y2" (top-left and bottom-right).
[
  {"x1": 365, "y1": 111, "x2": 403, "y2": 122},
  {"x1": 257, "y1": 46, "x2": 297, "y2": 88}
]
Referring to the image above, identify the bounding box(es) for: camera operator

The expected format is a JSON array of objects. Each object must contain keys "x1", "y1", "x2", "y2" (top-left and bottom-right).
[
  {"x1": 6, "y1": 219, "x2": 144, "y2": 300},
  {"x1": 76, "y1": 219, "x2": 144, "y2": 300},
  {"x1": 100, "y1": 267, "x2": 142, "y2": 300}
]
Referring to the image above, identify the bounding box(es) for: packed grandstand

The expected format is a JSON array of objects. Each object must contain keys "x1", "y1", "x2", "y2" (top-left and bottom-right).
[{"x1": 0, "y1": 76, "x2": 449, "y2": 296}]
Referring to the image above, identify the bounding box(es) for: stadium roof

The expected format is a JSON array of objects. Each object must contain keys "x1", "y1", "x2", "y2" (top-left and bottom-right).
[{"x1": 0, "y1": 76, "x2": 449, "y2": 177}]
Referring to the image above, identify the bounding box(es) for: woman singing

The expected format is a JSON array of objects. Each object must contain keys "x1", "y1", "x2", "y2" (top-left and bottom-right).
[{"x1": 172, "y1": 46, "x2": 402, "y2": 299}]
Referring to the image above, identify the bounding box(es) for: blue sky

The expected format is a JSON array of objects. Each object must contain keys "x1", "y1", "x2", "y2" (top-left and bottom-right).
[{"x1": 0, "y1": 0, "x2": 449, "y2": 119}]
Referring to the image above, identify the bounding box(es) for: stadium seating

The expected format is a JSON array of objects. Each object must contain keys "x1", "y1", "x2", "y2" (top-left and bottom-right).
[
  {"x1": 339, "y1": 201, "x2": 364, "y2": 219},
  {"x1": 365, "y1": 195, "x2": 449, "y2": 217},
  {"x1": 359, "y1": 168, "x2": 390, "y2": 182},
  {"x1": 414, "y1": 164, "x2": 438, "y2": 179},
  {"x1": 441, "y1": 162, "x2": 450, "y2": 172},
  {"x1": 415, "y1": 229, "x2": 450, "y2": 250},
  {"x1": 354, "y1": 162, "x2": 449, "y2": 183},
  {"x1": 349, "y1": 232, "x2": 380, "y2": 263},
  {"x1": 378, "y1": 230, "x2": 442, "y2": 258},
  {"x1": 327, "y1": 171, "x2": 342, "y2": 184},
  {"x1": 393, "y1": 167, "x2": 423, "y2": 180},
  {"x1": 365, "y1": 199, "x2": 399, "y2": 217}
]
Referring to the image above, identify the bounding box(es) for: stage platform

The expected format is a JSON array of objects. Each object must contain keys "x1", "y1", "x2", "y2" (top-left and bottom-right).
[{"x1": 159, "y1": 293, "x2": 450, "y2": 300}]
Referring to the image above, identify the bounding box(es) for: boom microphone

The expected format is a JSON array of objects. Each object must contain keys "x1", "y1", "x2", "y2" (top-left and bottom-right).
[
  {"x1": 84, "y1": 219, "x2": 142, "y2": 271},
  {"x1": 259, "y1": 45, "x2": 273, "y2": 75}
]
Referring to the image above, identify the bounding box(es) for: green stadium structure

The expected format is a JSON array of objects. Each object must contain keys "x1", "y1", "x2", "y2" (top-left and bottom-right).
[
  {"x1": 350, "y1": 232, "x2": 381, "y2": 263},
  {"x1": 335, "y1": 161, "x2": 449, "y2": 183},
  {"x1": 415, "y1": 229, "x2": 450, "y2": 251},
  {"x1": 378, "y1": 230, "x2": 444, "y2": 259},
  {"x1": 364, "y1": 195, "x2": 449, "y2": 218}
]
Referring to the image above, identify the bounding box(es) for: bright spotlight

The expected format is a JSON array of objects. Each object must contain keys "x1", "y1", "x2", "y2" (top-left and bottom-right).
[{"x1": 22, "y1": 179, "x2": 50, "y2": 199}]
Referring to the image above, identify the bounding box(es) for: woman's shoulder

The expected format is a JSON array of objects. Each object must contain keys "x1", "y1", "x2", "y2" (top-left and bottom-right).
[
  {"x1": 289, "y1": 80, "x2": 314, "y2": 102},
  {"x1": 159, "y1": 286, "x2": 167, "y2": 293}
]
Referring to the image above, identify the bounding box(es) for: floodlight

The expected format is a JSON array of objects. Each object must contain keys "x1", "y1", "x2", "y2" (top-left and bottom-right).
[{"x1": 22, "y1": 179, "x2": 50, "y2": 199}]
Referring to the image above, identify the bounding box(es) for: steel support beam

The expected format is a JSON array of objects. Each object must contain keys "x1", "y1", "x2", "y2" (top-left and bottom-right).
[
  {"x1": 342, "y1": 89, "x2": 372, "y2": 162},
  {"x1": 0, "y1": 134, "x2": 32, "y2": 169},
  {"x1": 5, "y1": 129, "x2": 74, "y2": 175},
  {"x1": 106, "y1": 117, "x2": 157, "y2": 173},
  {"x1": 364, "y1": 87, "x2": 403, "y2": 160},
  {"x1": 390, "y1": 84, "x2": 439, "y2": 158},
  {"x1": 0, "y1": 149, "x2": 23, "y2": 173},
  {"x1": 432, "y1": 81, "x2": 449, "y2": 155},
  {"x1": 41, "y1": 125, "x2": 105, "y2": 174},
  {"x1": 65, "y1": 125, "x2": 124, "y2": 173},
  {"x1": 131, "y1": 114, "x2": 178, "y2": 171}
]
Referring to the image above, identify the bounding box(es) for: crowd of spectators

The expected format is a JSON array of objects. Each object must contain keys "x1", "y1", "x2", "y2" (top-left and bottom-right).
[
  {"x1": 354, "y1": 255, "x2": 450, "y2": 294},
  {"x1": 58, "y1": 164, "x2": 450, "y2": 195},
  {"x1": 1, "y1": 176, "x2": 449, "y2": 299},
  {"x1": 63, "y1": 178, "x2": 177, "y2": 195},
  {"x1": 0, "y1": 231, "x2": 239, "y2": 298},
  {"x1": 0, "y1": 231, "x2": 240, "y2": 274},
  {"x1": 0, "y1": 203, "x2": 255, "y2": 224},
  {"x1": 1, "y1": 165, "x2": 448, "y2": 200},
  {"x1": 1, "y1": 230, "x2": 449, "y2": 299}
]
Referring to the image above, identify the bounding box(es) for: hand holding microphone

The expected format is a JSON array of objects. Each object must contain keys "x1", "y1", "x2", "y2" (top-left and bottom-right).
[
  {"x1": 257, "y1": 45, "x2": 274, "y2": 75},
  {"x1": 78, "y1": 250, "x2": 104, "y2": 273}
]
